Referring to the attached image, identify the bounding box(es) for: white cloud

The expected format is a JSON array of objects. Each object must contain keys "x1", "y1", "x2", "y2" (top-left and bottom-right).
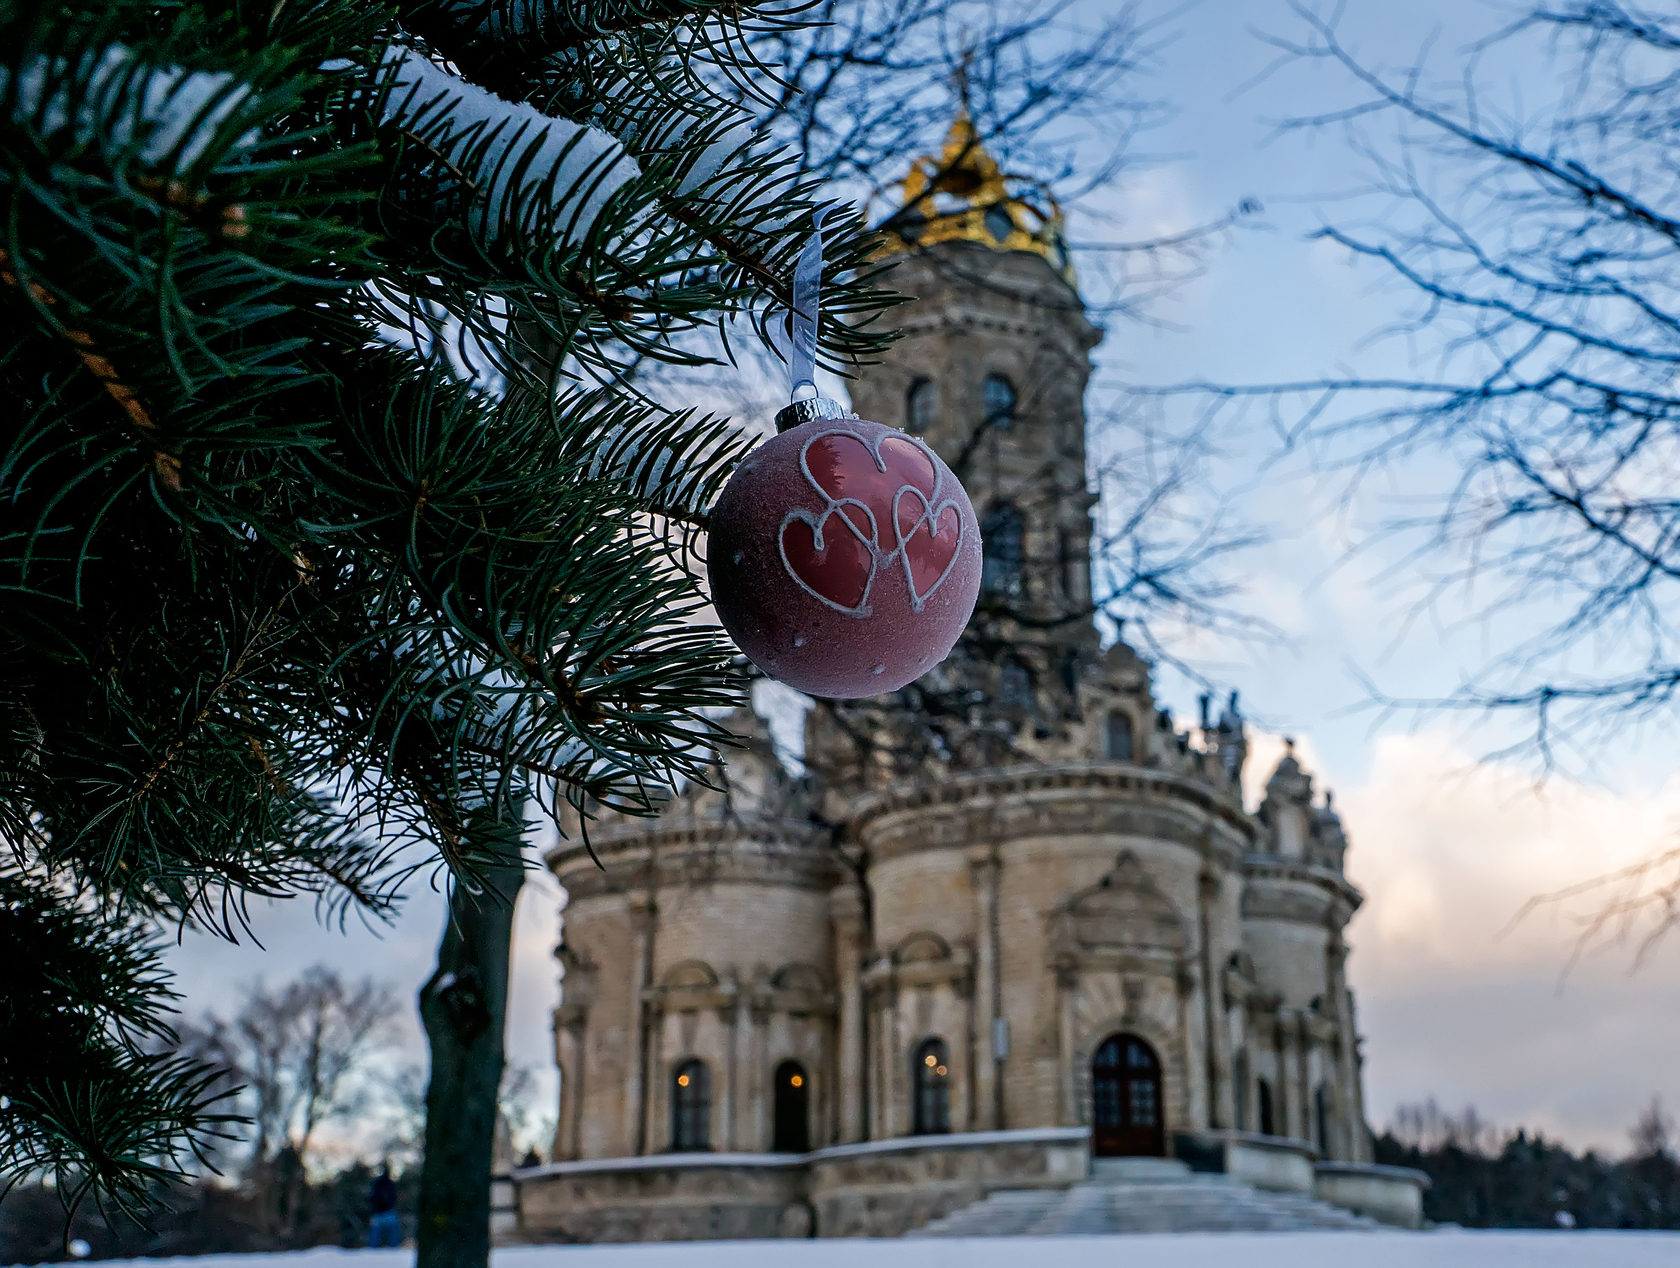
[{"x1": 1317, "y1": 729, "x2": 1680, "y2": 1152}]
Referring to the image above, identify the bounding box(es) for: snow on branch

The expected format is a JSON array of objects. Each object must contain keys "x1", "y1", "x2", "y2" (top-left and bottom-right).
[
  {"x1": 1, "y1": 43, "x2": 256, "y2": 171},
  {"x1": 380, "y1": 44, "x2": 641, "y2": 245}
]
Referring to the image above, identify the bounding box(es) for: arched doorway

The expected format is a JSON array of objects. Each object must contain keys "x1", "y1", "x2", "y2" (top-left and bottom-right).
[
  {"x1": 772, "y1": 1061, "x2": 810, "y2": 1153},
  {"x1": 1091, "y1": 1033, "x2": 1165, "y2": 1157}
]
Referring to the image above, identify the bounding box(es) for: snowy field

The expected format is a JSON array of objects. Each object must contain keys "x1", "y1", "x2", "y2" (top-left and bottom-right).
[{"x1": 40, "y1": 1232, "x2": 1680, "y2": 1268}]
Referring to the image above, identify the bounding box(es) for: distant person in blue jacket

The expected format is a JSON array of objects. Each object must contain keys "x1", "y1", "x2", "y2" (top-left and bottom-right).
[{"x1": 368, "y1": 1163, "x2": 401, "y2": 1248}]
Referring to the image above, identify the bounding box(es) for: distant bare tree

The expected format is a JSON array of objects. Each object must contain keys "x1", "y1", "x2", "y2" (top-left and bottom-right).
[
  {"x1": 371, "y1": 1062, "x2": 430, "y2": 1169},
  {"x1": 1234, "y1": 2, "x2": 1680, "y2": 757},
  {"x1": 1630, "y1": 1096, "x2": 1675, "y2": 1161},
  {"x1": 1389, "y1": 1098, "x2": 1503, "y2": 1157},
  {"x1": 1169, "y1": 3, "x2": 1680, "y2": 949},
  {"x1": 497, "y1": 1063, "x2": 553, "y2": 1163},
  {"x1": 192, "y1": 967, "x2": 398, "y2": 1235}
]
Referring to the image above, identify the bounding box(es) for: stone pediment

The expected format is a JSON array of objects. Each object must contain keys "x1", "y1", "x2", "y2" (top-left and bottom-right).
[
  {"x1": 892, "y1": 932, "x2": 953, "y2": 965},
  {"x1": 663, "y1": 960, "x2": 720, "y2": 990},
  {"x1": 1052, "y1": 850, "x2": 1188, "y2": 955}
]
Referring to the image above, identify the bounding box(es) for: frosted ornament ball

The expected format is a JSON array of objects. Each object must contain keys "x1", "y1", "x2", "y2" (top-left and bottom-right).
[{"x1": 708, "y1": 394, "x2": 982, "y2": 698}]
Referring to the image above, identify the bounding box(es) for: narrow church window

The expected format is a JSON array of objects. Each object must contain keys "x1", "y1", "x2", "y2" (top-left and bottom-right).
[
  {"x1": 906, "y1": 376, "x2": 938, "y2": 433},
  {"x1": 984, "y1": 203, "x2": 1016, "y2": 244},
  {"x1": 1257, "y1": 1077, "x2": 1276, "y2": 1137},
  {"x1": 1315, "y1": 1084, "x2": 1331, "y2": 1157},
  {"x1": 1105, "y1": 711, "x2": 1134, "y2": 762},
  {"x1": 1233, "y1": 1051, "x2": 1250, "y2": 1131},
  {"x1": 670, "y1": 1059, "x2": 711, "y2": 1151},
  {"x1": 912, "y1": 1038, "x2": 951, "y2": 1135},
  {"x1": 1001, "y1": 660, "x2": 1032, "y2": 709},
  {"x1": 984, "y1": 373, "x2": 1017, "y2": 430},
  {"x1": 981, "y1": 504, "x2": 1024, "y2": 596},
  {"x1": 773, "y1": 1060, "x2": 811, "y2": 1153}
]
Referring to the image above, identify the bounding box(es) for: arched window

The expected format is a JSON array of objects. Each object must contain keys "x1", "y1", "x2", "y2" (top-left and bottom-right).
[
  {"x1": 981, "y1": 503, "x2": 1024, "y2": 596},
  {"x1": 1315, "y1": 1084, "x2": 1331, "y2": 1157},
  {"x1": 1105, "y1": 711, "x2": 1134, "y2": 762},
  {"x1": 772, "y1": 1060, "x2": 810, "y2": 1153},
  {"x1": 906, "y1": 376, "x2": 938, "y2": 433},
  {"x1": 983, "y1": 373, "x2": 1016, "y2": 430},
  {"x1": 912, "y1": 1038, "x2": 951, "y2": 1135},
  {"x1": 1233, "y1": 1050, "x2": 1250, "y2": 1132},
  {"x1": 670, "y1": 1059, "x2": 711, "y2": 1152},
  {"x1": 1257, "y1": 1077, "x2": 1276, "y2": 1138}
]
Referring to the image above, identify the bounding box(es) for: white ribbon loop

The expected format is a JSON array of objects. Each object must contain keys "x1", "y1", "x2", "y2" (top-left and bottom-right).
[{"x1": 788, "y1": 206, "x2": 827, "y2": 400}]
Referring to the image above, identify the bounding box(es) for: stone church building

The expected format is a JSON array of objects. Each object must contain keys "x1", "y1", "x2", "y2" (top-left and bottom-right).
[{"x1": 512, "y1": 119, "x2": 1424, "y2": 1241}]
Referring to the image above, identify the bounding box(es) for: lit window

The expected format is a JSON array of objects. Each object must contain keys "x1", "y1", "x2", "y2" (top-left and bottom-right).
[
  {"x1": 670, "y1": 1059, "x2": 710, "y2": 1151},
  {"x1": 912, "y1": 1038, "x2": 951, "y2": 1135},
  {"x1": 773, "y1": 1060, "x2": 810, "y2": 1152}
]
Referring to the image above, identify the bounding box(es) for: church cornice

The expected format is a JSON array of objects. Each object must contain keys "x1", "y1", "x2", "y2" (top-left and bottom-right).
[
  {"x1": 850, "y1": 762, "x2": 1256, "y2": 865},
  {"x1": 550, "y1": 822, "x2": 842, "y2": 901},
  {"x1": 896, "y1": 301, "x2": 1099, "y2": 361},
  {"x1": 547, "y1": 815, "x2": 822, "y2": 867},
  {"x1": 1240, "y1": 857, "x2": 1364, "y2": 926}
]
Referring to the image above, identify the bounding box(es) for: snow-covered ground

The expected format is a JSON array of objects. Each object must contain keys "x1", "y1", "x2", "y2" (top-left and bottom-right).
[{"x1": 43, "y1": 1232, "x2": 1680, "y2": 1268}]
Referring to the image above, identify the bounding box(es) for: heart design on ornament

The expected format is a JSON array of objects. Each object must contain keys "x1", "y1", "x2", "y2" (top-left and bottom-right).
[
  {"x1": 893, "y1": 486, "x2": 964, "y2": 609},
  {"x1": 779, "y1": 501, "x2": 877, "y2": 615},
  {"x1": 778, "y1": 428, "x2": 967, "y2": 618},
  {"x1": 803, "y1": 433, "x2": 938, "y2": 542}
]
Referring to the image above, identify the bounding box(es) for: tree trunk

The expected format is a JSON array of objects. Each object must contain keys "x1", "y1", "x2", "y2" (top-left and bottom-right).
[{"x1": 416, "y1": 814, "x2": 524, "y2": 1268}]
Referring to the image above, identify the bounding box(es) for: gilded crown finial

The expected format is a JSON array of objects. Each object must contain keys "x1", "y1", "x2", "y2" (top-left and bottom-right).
[{"x1": 879, "y1": 108, "x2": 1074, "y2": 286}]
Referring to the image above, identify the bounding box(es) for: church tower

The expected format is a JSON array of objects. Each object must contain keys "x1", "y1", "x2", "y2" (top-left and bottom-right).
[{"x1": 850, "y1": 116, "x2": 1103, "y2": 719}]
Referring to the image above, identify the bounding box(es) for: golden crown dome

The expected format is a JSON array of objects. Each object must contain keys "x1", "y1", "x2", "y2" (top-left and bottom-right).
[{"x1": 880, "y1": 112, "x2": 1074, "y2": 286}]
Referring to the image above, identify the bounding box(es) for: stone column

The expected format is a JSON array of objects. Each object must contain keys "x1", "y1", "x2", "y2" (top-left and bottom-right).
[
  {"x1": 1349, "y1": 1014, "x2": 1373, "y2": 1162},
  {"x1": 552, "y1": 1013, "x2": 586, "y2": 1160},
  {"x1": 1272, "y1": 1011, "x2": 1292, "y2": 1140},
  {"x1": 748, "y1": 988, "x2": 772, "y2": 1151},
  {"x1": 831, "y1": 885, "x2": 868, "y2": 1143},
  {"x1": 624, "y1": 895, "x2": 656, "y2": 1155},
  {"x1": 955, "y1": 961, "x2": 975, "y2": 1132},
  {"x1": 1329, "y1": 932, "x2": 1369, "y2": 1160},
  {"x1": 967, "y1": 845, "x2": 1001, "y2": 1130},
  {"x1": 875, "y1": 967, "x2": 901, "y2": 1137},
  {"x1": 1294, "y1": 1013, "x2": 1313, "y2": 1146},
  {"x1": 1197, "y1": 866, "x2": 1227, "y2": 1129},
  {"x1": 1175, "y1": 960, "x2": 1199, "y2": 1129},
  {"x1": 1055, "y1": 963, "x2": 1078, "y2": 1127},
  {"x1": 719, "y1": 976, "x2": 740, "y2": 1152}
]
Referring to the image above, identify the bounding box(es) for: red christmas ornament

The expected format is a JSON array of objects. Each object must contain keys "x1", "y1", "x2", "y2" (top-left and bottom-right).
[{"x1": 708, "y1": 403, "x2": 982, "y2": 698}]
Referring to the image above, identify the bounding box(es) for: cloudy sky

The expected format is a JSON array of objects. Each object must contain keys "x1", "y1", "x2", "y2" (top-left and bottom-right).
[{"x1": 164, "y1": 0, "x2": 1679, "y2": 1160}]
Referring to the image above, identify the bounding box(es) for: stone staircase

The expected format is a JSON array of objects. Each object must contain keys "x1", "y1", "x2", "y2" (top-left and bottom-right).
[{"x1": 909, "y1": 1157, "x2": 1381, "y2": 1237}]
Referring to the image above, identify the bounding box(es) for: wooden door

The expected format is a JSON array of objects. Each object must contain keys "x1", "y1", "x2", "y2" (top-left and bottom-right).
[{"x1": 1091, "y1": 1033, "x2": 1165, "y2": 1157}]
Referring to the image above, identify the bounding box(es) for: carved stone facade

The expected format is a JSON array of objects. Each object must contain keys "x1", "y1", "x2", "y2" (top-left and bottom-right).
[{"x1": 528, "y1": 136, "x2": 1377, "y2": 1239}]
